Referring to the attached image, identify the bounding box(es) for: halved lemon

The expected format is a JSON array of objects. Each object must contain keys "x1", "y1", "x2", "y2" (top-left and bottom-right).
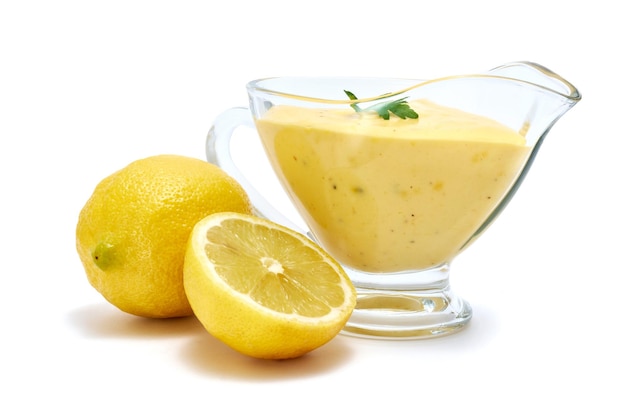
[{"x1": 183, "y1": 212, "x2": 356, "y2": 359}]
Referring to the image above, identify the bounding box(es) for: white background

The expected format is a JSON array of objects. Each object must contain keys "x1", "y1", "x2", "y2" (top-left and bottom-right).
[{"x1": 2, "y1": 1, "x2": 624, "y2": 415}]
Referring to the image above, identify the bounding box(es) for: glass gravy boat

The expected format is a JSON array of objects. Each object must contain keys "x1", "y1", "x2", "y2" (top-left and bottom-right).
[{"x1": 207, "y1": 61, "x2": 581, "y2": 339}]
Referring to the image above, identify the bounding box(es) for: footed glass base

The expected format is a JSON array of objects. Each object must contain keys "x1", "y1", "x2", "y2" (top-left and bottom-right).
[{"x1": 341, "y1": 264, "x2": 472, "y2": 339}]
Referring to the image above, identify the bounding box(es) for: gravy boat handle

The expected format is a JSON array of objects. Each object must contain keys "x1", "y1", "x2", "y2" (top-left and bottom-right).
[{"x1": 206, "y1": 107, "x2": 306, "y2": 233}]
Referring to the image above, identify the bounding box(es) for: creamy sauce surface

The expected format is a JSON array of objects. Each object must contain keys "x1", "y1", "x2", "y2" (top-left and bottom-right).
[{"x1": 256, "y1": 100, "x2": 530, "y2": 273}]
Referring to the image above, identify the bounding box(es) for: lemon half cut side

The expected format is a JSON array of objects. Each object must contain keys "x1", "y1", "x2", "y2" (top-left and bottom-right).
[{"x1": 183, "y1": 212, "x2": 356, "y2": 360}]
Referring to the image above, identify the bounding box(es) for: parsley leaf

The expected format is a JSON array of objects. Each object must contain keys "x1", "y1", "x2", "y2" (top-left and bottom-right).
[{"x1": 344, "y1": 90, "x2": 419, "y2": 120}]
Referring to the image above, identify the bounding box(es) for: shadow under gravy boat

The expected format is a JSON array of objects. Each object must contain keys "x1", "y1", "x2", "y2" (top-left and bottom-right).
[{"x1": 207, "y1": 61, "x2": 581, "y2": 339}]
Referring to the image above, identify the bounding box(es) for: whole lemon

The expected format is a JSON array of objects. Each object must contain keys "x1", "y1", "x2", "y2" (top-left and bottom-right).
[{"x1": 76, "y1": 154, "x2": 253, "y2": 318}]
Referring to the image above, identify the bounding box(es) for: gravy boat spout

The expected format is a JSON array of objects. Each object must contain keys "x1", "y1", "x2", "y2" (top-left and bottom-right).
[{"x1": 413, "y1": 61, "x2": 581, "y2": 144}]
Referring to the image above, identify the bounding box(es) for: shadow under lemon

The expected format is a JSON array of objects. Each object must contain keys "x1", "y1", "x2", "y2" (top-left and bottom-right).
[
  {"x1": 180, "y1": 331, "x2": 356, "y2": 380},
  {"x1": 66, "y1": 302, "x2": 357, "y2": 379}
]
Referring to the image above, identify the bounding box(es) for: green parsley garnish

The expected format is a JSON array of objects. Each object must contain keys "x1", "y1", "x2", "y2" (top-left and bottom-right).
[{"x1": 344, "y1": 90, "x2": 419, "y2": 120}]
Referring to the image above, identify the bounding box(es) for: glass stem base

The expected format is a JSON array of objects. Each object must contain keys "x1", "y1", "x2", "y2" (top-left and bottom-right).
[{"x1": 341, "y1": 265, "x2": 472, "y2": 339}]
